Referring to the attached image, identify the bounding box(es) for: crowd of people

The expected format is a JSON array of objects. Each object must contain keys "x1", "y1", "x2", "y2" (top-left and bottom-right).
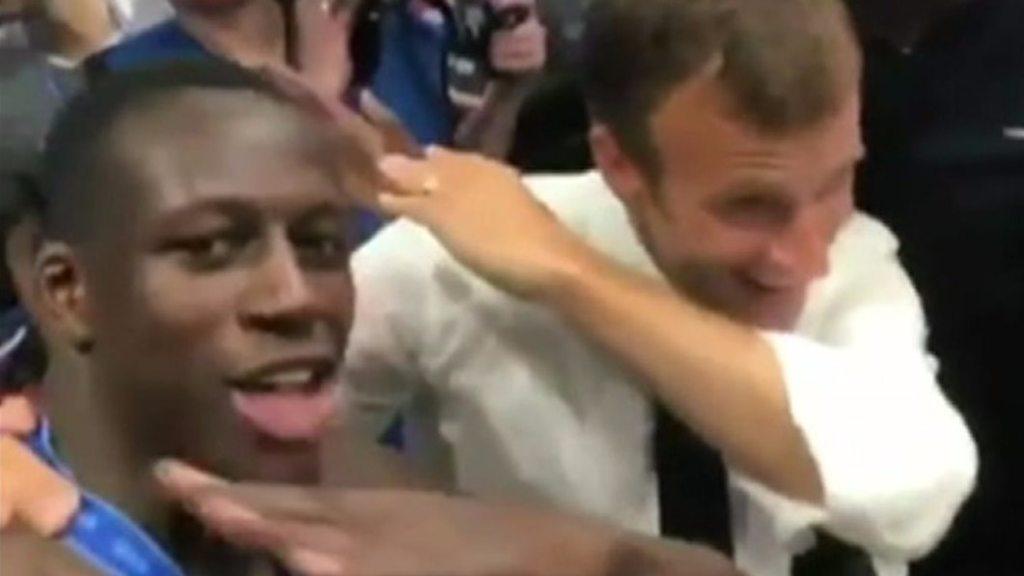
[{"x1": 0, "y1": 0, "x2": 1021, "y2": 575}]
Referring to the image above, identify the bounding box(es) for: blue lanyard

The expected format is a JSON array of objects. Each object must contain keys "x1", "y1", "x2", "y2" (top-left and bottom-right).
[{"x1": 25, "y1": 420, "x2": 186, "y2": 576}]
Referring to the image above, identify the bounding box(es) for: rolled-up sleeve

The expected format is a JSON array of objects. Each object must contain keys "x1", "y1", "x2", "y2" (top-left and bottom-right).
[{"x1": 735, "y1": 228, "x2": 978, "y2": 561}]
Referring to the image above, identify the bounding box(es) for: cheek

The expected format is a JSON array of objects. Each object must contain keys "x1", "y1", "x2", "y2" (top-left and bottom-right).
[
  {"x1": 131, "y1": 265, "x2": 242, "y2": 370},
  {"x1": 660, "y1": 203, "x2": 765, "y2": 271},
  {"x1": 309, "y1": 272, "x2": 356, "y2": 344},
  {"x1": 830, "y1": 190, "x2": 856, "y2": 231}
]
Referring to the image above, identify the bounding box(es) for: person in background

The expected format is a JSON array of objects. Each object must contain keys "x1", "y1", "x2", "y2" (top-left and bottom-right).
[
  {"x1": 366, "y1": 0, "x2": 547, "y2": 158},
  {"x1": 843, "y1": 1, "x2": 1024, "y2": 574}
]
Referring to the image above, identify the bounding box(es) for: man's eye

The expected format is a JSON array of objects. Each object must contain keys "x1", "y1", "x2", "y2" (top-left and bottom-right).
[
  {"x1": 171, "y1": 234, "x2": 247, "y2": 270},
  {"x1": 295, "y1": 233, "x2": 349, "y2": 268},
  {"x1": 721, "y1": 196, "x2": 792, "y2": 229}
]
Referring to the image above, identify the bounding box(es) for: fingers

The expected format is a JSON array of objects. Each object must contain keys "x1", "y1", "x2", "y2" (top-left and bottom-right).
[
  {"x1": 154, "y1": 461, "x2": 355, "y2": 576},
  {"x1": 283, "y1": 547, "x2": 348, "y2": 576},
  {"x1": 155, "y1": 460, "x2": 339, "y2": 523},
  {"x1": 0, "y1": 437, "x2": 79, "y2": 537},
  {"x1": 377, "y1": 155, "x2": 436, "y2": 197},
  {"x1": 374, "y1": 152, "x2": 448, "y2": 221},
  {"x1": 153, "y1": 459, "x2": 227, "y2": 497},
  {"x1": 186, "y1": 493, "x2": 351, "y2": 576},
  {"x1": 0, "y1": 395, "x2": 38, "y2": 435}
]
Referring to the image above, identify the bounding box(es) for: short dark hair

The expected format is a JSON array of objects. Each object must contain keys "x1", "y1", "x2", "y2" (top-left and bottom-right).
[
  {"x1": 580, "y1": 0, "x2": 858, "y2": 179},
  {"x1": 41, "y1": 60, "x2": 370, "y2": 246}
]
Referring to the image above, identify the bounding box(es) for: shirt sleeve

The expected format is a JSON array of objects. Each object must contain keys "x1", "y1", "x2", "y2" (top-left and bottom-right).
[
  {"x1": 343, "y1": 222, "x2": 433, "y2": 437},
  {"x1": 734, "y1": 222, "x2": 978, "y2": 561}
]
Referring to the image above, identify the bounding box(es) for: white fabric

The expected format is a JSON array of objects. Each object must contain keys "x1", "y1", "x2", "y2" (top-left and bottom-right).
[
  {"x1": 345, "y1": 171, "x2": 977, "y2": 576},
  {"x1": 107, "y1": 0, "x2": 174, "y2": 36}
]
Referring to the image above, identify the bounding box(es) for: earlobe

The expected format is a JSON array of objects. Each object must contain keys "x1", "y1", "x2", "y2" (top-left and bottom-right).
[{"x1": 34, "y1": 243, "x2": 93, "y2": 353}]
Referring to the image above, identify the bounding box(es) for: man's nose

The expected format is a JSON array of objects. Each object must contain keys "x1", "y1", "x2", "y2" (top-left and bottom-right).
[
  {"x1": 240, "y1": 236, "x2": 321, "y2": 336},
  {"x1": 764, "y1": 211, "x2": 831, "y2": 285}
]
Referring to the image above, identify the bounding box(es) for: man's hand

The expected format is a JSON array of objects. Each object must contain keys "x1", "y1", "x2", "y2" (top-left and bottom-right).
[
  {"x1": 1, "y1": 395, "x2": 80, "y2": 537},
  {"x1": 0, "y1": 438, "x2": 80, "y2": 536},
  {"x1": 376, "y1": 147, "x2": 598, "y2": 300},
  {"x1": 156, "y1": 460, "x2": 600, "y2": 576},
  {"x1": 155, "y1": 459, "x2": 741, "y2": 576}
]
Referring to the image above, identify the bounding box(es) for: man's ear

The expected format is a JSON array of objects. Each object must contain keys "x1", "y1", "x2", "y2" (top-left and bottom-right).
[
  {"x1": 588, "y1": 124, "x2": 652, "y2": 211},
  {"x1": 33, "y1": 242, "x2": 93, "y2": 353}
]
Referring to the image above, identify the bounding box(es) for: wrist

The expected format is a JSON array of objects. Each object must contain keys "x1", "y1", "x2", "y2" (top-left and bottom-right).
[{"x1": 536, "y1": 239, "x2": 608, "y2": 309}]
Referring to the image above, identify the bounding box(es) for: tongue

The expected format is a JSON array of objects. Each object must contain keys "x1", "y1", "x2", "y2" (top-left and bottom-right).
[{"x1": 230, "y1": 386, "x2": 340, "y2": 441}]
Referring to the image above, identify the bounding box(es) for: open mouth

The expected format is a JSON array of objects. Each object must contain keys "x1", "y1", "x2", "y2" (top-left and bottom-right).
[{"x1": 227, "y1": 359, "x2": 342, "y2": 443}]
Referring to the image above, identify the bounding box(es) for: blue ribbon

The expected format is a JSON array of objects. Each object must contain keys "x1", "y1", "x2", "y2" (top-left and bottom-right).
[{"x1": 25, "y1": 419, "x2": 186, "y2": 576}]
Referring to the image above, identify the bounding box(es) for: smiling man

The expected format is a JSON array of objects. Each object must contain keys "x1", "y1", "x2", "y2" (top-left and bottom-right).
[
  {"x1": 340, "y1": 0, "x2": 978, "y2": 574},
  {"x1": 0, "y1": 61, "x2": 381, "y2": 574}
]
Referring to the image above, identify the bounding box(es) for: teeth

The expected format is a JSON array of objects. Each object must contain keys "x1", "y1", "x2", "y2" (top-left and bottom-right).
[
  {"x1": 233, "y1": 365, "x2": 335, "y2": 394},
  {"x1": 269, "y1": 369, "x2": 315, "y2": 387}
]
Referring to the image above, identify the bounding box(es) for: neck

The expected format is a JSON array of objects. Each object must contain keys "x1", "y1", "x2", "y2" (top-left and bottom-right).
[
  {"x1": 42, "y1": 358, "x2": 325, "y2": 532},
  {"x1": 42, "y1": 356, "x2": 168, "y2": 533},
  {"x1": 176, "y1": 0, "x2": 286, "y2": 68},
  {"x1": 41, "y1": 359, "x2": 323, "y2": 575}
]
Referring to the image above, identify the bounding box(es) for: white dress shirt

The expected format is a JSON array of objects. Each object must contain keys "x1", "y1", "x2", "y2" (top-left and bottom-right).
[{"x1": 345, "y1": 171, "x2": 977, "y2": 576}]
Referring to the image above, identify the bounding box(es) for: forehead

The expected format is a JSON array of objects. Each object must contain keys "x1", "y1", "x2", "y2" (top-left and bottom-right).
[
  {"x1": 111, "y1": 94, "x2": 347, "y2": 214},
  {"x1": 649, "y1": 74, "x2": 863, "y2": 194}
]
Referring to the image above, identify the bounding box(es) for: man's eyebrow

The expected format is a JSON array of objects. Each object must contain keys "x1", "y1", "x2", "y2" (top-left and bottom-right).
[
  {"x1": 718, "y1": 179, "x2": 792, "y2": 201},
  {"x1": 153, "y1": 198, "x2": 258, "y2": 229}
]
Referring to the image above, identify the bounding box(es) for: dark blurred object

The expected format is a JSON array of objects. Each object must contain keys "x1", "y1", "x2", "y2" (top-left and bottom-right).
[
  {"x1": 507, "y1": 73, "x2": 592, "y2": 172},
  {"x1": 350, "y1": 0, "x2": 386, "y2": 86},
  {"x1": 848, "y1": 1, "x2": 1024, "y2": 574},
  {"x1": 535, "y1": 0, "x2": 588, "y2": 69},
  {"x1": 0, "y1": 172, "x2": 48, "y2": 393}
]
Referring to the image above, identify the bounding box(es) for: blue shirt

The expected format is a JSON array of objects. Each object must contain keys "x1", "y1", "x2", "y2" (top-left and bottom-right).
[
  {"x1": 371, "y1": 3, "x2": 455, "y2": 146},
  {"x1": 98, "y1": 20, "x2": 211, "y2": 71},
  {"x1": 25, "y1": 420, "x2": 185, "y2": 576}
]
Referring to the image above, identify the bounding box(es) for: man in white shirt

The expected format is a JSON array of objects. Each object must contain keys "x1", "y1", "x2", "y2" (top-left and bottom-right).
[{"x1": 345, "y1": 0, "x2": 978, "y2": 574}]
